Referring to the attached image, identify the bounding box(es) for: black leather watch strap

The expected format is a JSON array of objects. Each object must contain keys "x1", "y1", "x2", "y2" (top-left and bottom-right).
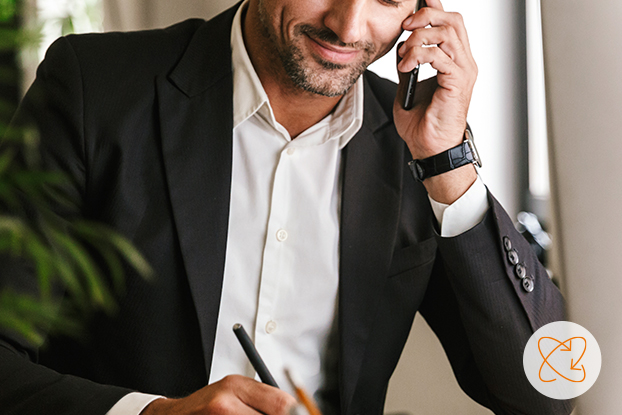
[{"x1": 408, "y1": 126, "x2": 481, "y2": 181}]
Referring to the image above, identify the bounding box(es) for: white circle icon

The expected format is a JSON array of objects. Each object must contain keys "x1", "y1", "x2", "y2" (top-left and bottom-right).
[{"x1": 523, "y1": 321, "x2": 601, "y2": 399}]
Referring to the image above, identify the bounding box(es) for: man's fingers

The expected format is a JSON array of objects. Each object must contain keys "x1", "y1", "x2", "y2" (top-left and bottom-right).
[
  {"x1": 153, "y1": 375, "x2": 298, "y2": 415},
  {"x1": 207, "y1": 394, "x2": 264, "y2": 415},
  {"x1": 139, "y1": 376, "x2": 272, "y2": 415},
  {"x1": 402, "y1": 7, "x2": 472, "y2": 59},
  {"x1": 399, "y1": 25, "x2": 467, "y2": 67},
  {"x1": 231, "y1": 376, "x2": 297, "y2": 415},
  {"x1": 398, "y1": 45, "x2": 458, "y2": 78}
]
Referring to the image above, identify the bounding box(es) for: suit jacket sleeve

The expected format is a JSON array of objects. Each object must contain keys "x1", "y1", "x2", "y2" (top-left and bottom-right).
[
  {"x1": 0, "y1": 36, "x2": 132, "y2": 415},
  {"x1": 419, "y1": 192, "x2": 574, "y2": 414}
]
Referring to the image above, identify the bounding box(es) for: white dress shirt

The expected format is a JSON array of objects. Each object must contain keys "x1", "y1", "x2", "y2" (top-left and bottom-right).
[
  {"x1": 106, "y1": 2, "x2": 488, "y2": 413},
  {"x1": 208, "y1": 0, "x2": 363, "y2": 397}
]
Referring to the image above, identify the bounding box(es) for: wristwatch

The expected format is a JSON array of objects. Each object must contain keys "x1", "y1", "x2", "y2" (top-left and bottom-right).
[{"x1": 408, "y1": 125, "x2": 482, "y2": 182}]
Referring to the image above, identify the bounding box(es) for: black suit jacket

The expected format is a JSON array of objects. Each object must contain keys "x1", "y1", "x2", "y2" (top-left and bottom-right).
[{"x1": 0, "y1": 4, "x2": 572, "y2": 415}]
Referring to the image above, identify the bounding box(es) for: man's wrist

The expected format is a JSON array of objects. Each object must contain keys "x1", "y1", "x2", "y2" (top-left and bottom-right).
[
  {"x1": 422, "y1": 163, "x2": 478, "y2": 205},
  {"x1": 140, "y1": 397, "x2": 176, "y2": 415},
  {"x1": 429, "y1": 174, "x2": 489, "y2": 237}
]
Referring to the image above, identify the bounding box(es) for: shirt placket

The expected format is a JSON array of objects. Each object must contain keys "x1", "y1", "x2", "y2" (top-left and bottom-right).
[{"x1": 253, "y1": 145, "x2": 294, "y2": 375}]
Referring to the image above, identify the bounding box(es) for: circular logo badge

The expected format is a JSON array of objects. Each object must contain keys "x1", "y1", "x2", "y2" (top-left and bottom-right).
[{"x1": 523, "y1": 321, "x2": 601, "y2": 399}]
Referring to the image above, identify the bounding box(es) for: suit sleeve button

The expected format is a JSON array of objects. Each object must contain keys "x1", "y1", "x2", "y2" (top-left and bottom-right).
[
  {"x1": 507, "y1": 249, "x2": 519, "y2": 265},
  {"x1": 522, "y1": 275, "x2": 535, "y2": 292},
  {"x1": 503, "y1": 236, "x2": 512, "y2": 251},
  {"x1": 515, "y1": 263, "x2": 526, "y2": 279}
]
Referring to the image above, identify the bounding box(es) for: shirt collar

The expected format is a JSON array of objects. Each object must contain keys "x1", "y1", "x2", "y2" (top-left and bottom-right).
[{"x1": 230, "y1": 0, "x2": 364, "y2": 149}]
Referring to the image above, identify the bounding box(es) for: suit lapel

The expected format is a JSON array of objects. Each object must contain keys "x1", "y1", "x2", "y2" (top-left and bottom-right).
[
  {"x1": 156, "y1": 5, "x2": 239, "y2": 377},
  {"x1": 339, "y1": 76, "x2": 405, "y2": 413}
]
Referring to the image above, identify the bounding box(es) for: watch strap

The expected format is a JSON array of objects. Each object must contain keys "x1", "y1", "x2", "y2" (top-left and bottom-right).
[{"x1": 408, "y1": 127, "x2": 480, "y2": 181}]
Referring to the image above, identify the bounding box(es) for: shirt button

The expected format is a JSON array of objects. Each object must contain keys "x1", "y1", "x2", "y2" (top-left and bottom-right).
[
  {"x1": 276, "y1": 229, "x2": 288, "y2": 242},
  {"x1": 265, "y1": 320, "x2": 277, "y2": 334},
  {"x1": 286, "y1": 148, "x2": 296, "y2": 155}
]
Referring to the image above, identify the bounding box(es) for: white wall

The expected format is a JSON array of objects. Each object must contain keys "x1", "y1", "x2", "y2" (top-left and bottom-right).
[{"x1": 541, "y1": 1, "x2": 622, "y2": 413}]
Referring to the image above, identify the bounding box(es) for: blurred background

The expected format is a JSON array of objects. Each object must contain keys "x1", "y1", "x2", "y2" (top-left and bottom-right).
[{"x1": 3, "y1": 0, "x2": 621, "y2": 413}]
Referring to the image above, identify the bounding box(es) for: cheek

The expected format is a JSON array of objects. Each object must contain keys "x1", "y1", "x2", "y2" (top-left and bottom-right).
[
  {"x1": 280, "y1": 0, "x2": 327, "y2": 28},
  {"x1": 378, "y1": 3, "x2": 417, "y2": 46},
  {"x1": 370, "y1": 18, "x2": 406, "y2": 57}
]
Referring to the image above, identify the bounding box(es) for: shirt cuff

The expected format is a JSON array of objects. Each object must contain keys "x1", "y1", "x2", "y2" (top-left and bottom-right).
[
  {"x1": 106, "y1": 392, "x2": 165, "y2": 415},
  {"x1": 428, "y1": 175, "x2": 489, "y2": 237}
]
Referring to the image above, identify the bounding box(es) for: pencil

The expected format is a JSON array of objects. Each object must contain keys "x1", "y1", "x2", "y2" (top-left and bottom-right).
[
  {"x1": 233, "y1": 323, "x2": 279, "y2": 388},
  {"x1": 284, "y1": 368, "x2": 323, "y2": 415}
]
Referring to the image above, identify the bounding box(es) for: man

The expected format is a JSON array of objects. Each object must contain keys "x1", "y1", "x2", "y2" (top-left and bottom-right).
[{"x1": 0, "y1": 0, "x2": 572, "y2": 414}]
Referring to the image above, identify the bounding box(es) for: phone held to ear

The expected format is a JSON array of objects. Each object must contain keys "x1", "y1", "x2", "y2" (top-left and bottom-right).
[
  {"x1": 399, "y1": 0, "x2": 427, "y2": 110},
  {"x1": 398, "y1": 51, "x2": 419, "y2": 110}
]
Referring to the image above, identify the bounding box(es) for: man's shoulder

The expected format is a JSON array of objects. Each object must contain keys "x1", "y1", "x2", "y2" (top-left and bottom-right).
[
  {"x1": 58, "y1": 19, "x2": 208, "y2": 73},
  {"x1": 48, "y1": 4, "x2": 239, "y2": 81}
]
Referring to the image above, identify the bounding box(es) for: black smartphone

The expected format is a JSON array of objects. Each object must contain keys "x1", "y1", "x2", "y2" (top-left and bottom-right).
[
  {"x1": 401, "y1": 60, "x2": 420, "y2": 111},
  {"x1": 401, "y1": 0, "x2": 427, "y2": 110}
]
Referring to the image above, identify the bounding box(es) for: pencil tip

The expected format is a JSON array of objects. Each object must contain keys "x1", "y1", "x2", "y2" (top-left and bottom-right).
[{"x1": 233, "y1": 323, "x2": 242, "y2": 330}]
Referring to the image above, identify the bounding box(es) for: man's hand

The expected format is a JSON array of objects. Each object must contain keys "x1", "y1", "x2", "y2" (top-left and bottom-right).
[
  {"x1": 394, "y1": 0, "x2": 478, "y2": 204},
  {"x1": 140, "y1": 375, "x2": 297, "y2": 415}
]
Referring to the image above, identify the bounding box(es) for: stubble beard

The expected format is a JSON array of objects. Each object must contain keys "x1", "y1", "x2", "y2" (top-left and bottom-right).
[{"x1": 257, "y1": 2, "x2": 376, "y2": 97}]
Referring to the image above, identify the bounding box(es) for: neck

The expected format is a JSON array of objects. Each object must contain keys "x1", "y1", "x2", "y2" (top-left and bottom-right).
[{"x1": 243, "y1": 1, "x2": 343, "y2": 138}]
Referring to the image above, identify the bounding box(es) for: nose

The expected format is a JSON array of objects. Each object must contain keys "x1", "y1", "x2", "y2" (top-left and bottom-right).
[{"x1": 323, "y1": 0, "x2": 369, "y2": 45}]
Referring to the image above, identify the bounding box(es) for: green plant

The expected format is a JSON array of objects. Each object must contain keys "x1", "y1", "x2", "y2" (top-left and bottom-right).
[
  {"x1": 0, "y1": 0, "x2": 16, "y2": 23},
  {"x1": 0, "y1": 0, "x2": 153, "y2": 347}
]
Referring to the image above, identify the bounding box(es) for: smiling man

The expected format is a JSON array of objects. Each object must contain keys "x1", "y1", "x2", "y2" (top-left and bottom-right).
[{"x1": 0, "y1": 0, "x2": 572, "y2": 414}]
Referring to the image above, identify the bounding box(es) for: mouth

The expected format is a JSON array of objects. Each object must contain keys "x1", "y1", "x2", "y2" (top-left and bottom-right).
[{"x1": 305, "y1": 34, "x2": 362, "y2": 65}]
